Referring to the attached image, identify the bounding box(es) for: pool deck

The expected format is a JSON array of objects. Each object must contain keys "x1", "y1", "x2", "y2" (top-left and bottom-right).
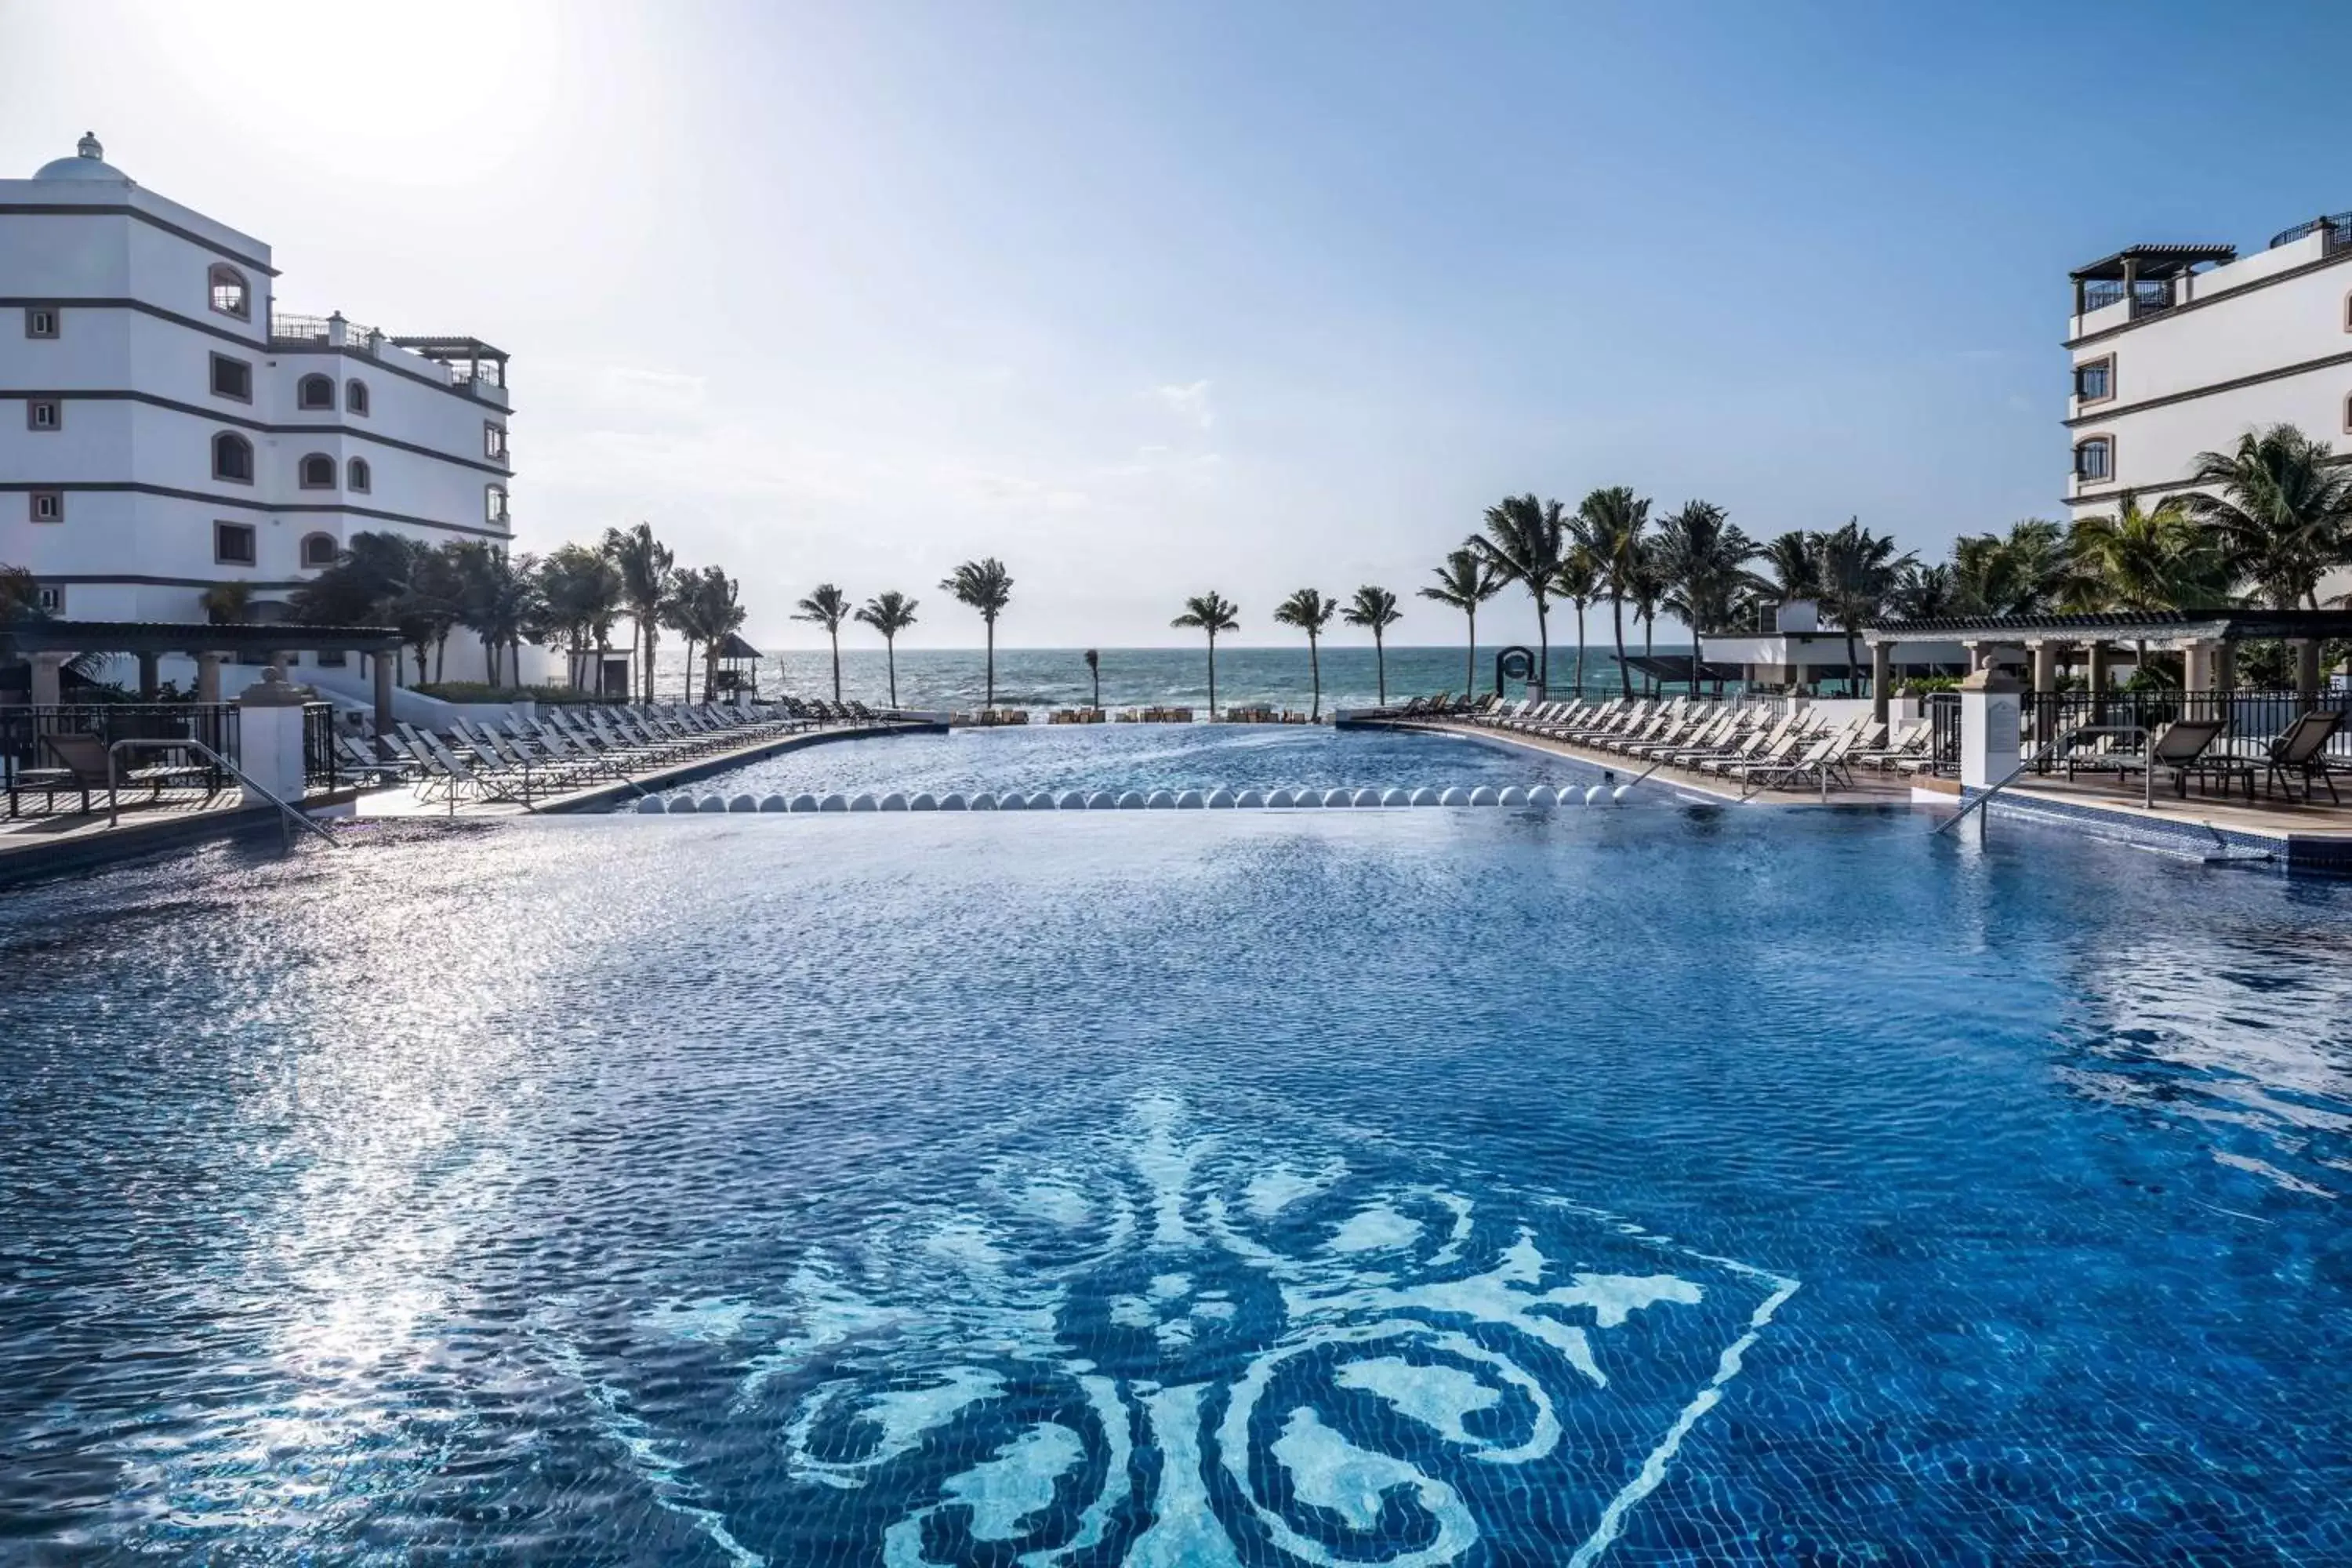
[
  {"x1": 354, "y1": 718, "x2": 942, "y2": 818},
  {"x1": 1369, "y1": 717, "x2": 1918, "y2": 807},
  {"x1": 0, "y1": 721, "x2": 937, "y2": 883}
]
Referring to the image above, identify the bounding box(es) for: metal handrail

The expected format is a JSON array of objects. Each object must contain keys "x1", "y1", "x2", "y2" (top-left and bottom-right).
[
  {"x1": 107, "y1": 738, "x2": 340, "y2": 850},
  {"x1": 1935, "y1": 722, "x2": 2151, "y2": 837}
]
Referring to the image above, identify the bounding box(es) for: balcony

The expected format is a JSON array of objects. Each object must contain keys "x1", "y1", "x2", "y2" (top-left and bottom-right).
[{"x1": 2078, "y1": 280, "x2": 2176, "y2": 319}]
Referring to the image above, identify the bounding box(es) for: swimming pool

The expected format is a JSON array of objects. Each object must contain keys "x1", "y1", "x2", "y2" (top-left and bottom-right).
[
  {"x1": 2, "y1": 735, "x2": 2348, "y2": 1563},
  {"x1": 640, "y1": 723, "x2": 1617, "y2": 808}
]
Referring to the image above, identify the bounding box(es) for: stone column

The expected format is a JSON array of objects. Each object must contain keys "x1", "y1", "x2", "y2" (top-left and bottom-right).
[
  {"x1": 1959, "y1": 667, "x2": 2024, "y2": 792},
  {"x1": 1871, "y1": 641, "x2": 1893, "y2": 724},
  {"x1": 2087, "y1": 641, "x2": 2111, "y2": 724},
  {"x1": 136, "y1": 652, "x2": 161, "y2": 700},
  {"x1": 195, "y1": 653, "x2": 227, "y2": 705},
  {"x1": 2213, "y1": 641, "x2": 2235, "y2": 694},
  {"x1": 29, "y1": 653, "x2": 64, "y2": 708},
  {"x1": 2297, "y1": 638, "x2": 2322, "y2": 702},
  {"x1": 2031, "y1": 641, "x2": 2058, "y2": 750},
  {"x1": 235, "y1": 667, "x2": 314, "y2": 804},
  {"x1": 2183, "y1": 641, "x2": 2213, "y2": 695},
  {"x1": 372, "y1": 650, "x2": 396, "y2": 745}
]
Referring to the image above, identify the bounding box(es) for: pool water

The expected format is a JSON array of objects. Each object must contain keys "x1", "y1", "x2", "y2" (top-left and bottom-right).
[
  {"x1": 644, "y1": 724, "x2": 1617, "y2": 808},
  {"x1": 2, "y1": 736, "x2": 2349, "y2": 1563}
]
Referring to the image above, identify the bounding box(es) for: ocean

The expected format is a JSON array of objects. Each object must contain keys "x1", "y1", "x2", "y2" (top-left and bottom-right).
[{"x1": 650, "y1": 643, "x2": 1688, "y2": 713}]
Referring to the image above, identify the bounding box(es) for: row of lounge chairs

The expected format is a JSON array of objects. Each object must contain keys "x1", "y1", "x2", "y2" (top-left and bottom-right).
[
  {"x1": 1465, "y1": 696, "x2": 1926, "y2": 793},
  {"x1": 341, "y1": 702, "x2": 853, "y2": 806}
]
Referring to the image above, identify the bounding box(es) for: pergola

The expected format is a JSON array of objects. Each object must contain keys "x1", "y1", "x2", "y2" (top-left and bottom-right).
[
  {"x1": 713, "y1": 633, "x2": 762, "y2": 699},
  {"x1": 1864, "y1": 609, "x2": 2352, "y2": 719},
  {"x1": 1, "y1": 619, "x2": 405, "y2": 733}
]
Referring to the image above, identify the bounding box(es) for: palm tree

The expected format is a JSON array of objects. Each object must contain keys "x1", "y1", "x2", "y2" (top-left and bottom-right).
[
  {"x1": 1341, "y1": 586, "x2": 1403, "y2": 705},
  {"x1": 1813, "y1": 518, "x2": 1912, "y2": 696},
  {"x1": 1576, "y1": 486, "x2": 1651, "y2": 698},
  {"x1": 1652, "y1": 499, "x2": 1759, "y2": 654},
  {"x1": 1754, "y1": 530, "x2": 1821, "y2": 612},
  {"x1": 2068, "y1": 495, "x2": 2230, "y2": 614},
  {"x1": 535, "y1": 543, "x2": 624, "y2": 692},
  {"x1": 1624, "y1": 538, "x2": 1668, "y2": 695},
  {"x1": 1468, "y1": 494, "x2": 1571, "y2": 689},
  {"x1": 602, "y1": 523, "x2": 673, "y2": 701},
  {"x1": 1547, "y1": 546, "x2": 1602, "y2": 698},
  {"x1": 2180, "y1": 424, "x2": 2352, "y2": 609},
  {"x1": 1083, "y1": 648, "x2": 1101, "y2": 713},
  {"x1": 1171, "y1": 592, "x2": 1241, "y2": 714},
  {"x1": 678, "y1": 567, "x2": 747, "y2": 702},
  {"x1": 1952, "y1": 518, "x2": 2069, "y2": 617},
  {"x1": 198, "y1": 579, "x2": 253, "y2": 626},
  {"x1": 2069, "y1": 495, "x2": 2230, "y2": 688},
  {"x1": 853, "y1": 590, "x2": 920, "y2": 709},
  {"x1": 795, "y1": 583, "x2": 852, "y2": 702},
  {"x1": 1892, "y1": 561, "x2": 1958, "y2": 620},
  {"x1": 1418, "y1": 546, "x2": 1505, "y2": 699},
  {"x1": 941, "y1": 558, "x2": 1014, "y2": 709},
  {"x1": 0, "y1": 564, "x2": 39, "y2": 621},
  {"x1": 659, "y1": 566, "x2": 702, "y2": 702},
  {"x1": 1272, "y1": 588, "x2": 1338, "y2": 719},
  {"x1": 451, "y1": 543, "x2": 541, "y2": 687}
]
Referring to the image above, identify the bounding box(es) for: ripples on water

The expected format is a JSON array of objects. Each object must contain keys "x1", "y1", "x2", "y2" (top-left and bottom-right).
[{"x1": 1, "y1": 767, "x2": 2348, "y2": 1563}]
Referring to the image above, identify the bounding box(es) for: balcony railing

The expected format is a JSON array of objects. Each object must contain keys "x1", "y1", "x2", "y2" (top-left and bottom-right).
[
  {"x1": 2079, "y1": 281, "x2": 2176, "y2": 318},
  {"x1": 267, "y1": 310, "x2": 385, "y2": 352}
]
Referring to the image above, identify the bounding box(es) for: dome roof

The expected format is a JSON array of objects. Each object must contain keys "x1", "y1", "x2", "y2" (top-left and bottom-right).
[{"x1": 33, "y1": 131, "x2": 132, "y2": 185}]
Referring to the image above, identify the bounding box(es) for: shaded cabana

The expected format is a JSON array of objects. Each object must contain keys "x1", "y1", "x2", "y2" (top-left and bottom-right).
[
  {"x1": 1863, "y1": 608, "x2": 2352, "y2": 721},
  {"x1": 1, "y1": 619, "x2": 405, "y2": 733},
  {"x1": 713, "y1": 633, "x2": 762, "y2": 699}
]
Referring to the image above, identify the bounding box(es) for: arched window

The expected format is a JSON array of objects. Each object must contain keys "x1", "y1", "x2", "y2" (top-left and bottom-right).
[
  {"x1": 347, "y1": 456, "x2": 371, "y2": 492},
  {"x1": 297, "y1": 373, "x2": 336, "y2": 411},
  {"x1": 485, "y1": 484, "x2": 508, "y2": 523},
  {"x1": 208, "y1": 264, "x2": 249, "y2": 320},
  {"x1": 212, "y1": 431, "x2": 254, "y2": 483},
  {"x1": 300, "y1": 532, "x2": 340, "y2": 568},
  {"x1": 345, "y1": 378, "x2": 369, "y2": 416},
  {"x1": 2073, "y1": 435, "x2": 2113, "y2": 483},
  {"x1": 299, "y1": 452, "x2": 337, "y2": 489}
]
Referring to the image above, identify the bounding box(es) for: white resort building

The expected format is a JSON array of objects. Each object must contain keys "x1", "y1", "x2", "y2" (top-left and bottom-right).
[
  {"x1": 0, "y1": 133, "x2": 520, "y2": 691},
  {"x1": 2065, "y1": 212, "x2": 2352, "y2": 522}
]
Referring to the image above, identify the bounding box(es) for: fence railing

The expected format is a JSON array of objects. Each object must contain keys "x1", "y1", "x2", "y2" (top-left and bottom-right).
[
  {"x1": 2080, "y1": 281, "x2": 2176, "y2": 317},
  {"x1": 1, "y1": 703, "x2": 242, "y2": 791},
  {"x1": 303, "y1": 702, "x2": 339, "y2": 792},
  {"x1": 1922, "y1": 688, "x2": 2352, "y2": 779}
]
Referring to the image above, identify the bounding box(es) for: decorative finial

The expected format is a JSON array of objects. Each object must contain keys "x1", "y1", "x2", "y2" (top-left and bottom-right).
[{"x1": 78, "y1": 131, "x2": 103, "y2": 161}]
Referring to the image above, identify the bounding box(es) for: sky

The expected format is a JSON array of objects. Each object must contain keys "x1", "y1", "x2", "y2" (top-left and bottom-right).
[{"x1": 7, "y1": 0, "x2": 2352, "y2": 649}]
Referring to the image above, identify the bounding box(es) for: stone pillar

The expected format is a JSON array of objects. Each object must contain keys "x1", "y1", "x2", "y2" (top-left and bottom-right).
[
  {"x1": 2031, "y1": 641, "x2": 2059, "y2": 750},
  {"x1": 1870, "y1": 641, "x2": 1893, "y2": 724},
  {"x1": 136, "y1": 652, "x2": 161, "y2": 700},
  {"x1": 195, "y1": 653, "x2": 226, "y2": 705},
  {"x1": 2213, "y1": 641, "x2": 2235, "y2": 695},
  {"x1": 2183, "y1": 641, "x2": 2213, "y2": 695},
  {"x1": 372, "y1": 650, "x2": 396, "y2": 745},
  {"x1": 235, "y1": 667, "x2": 314, "y2": 804},
  {"x1": 2087, "y1": 641, "x2": 2111, "y2": 724},
  {"x1": 2297, "y1": 638, "x2": 2322, "y2": 702},
  {"x1": 30, "y1": 653, "x2": 64, "y2": 708},
  {"x1": 1959, "y1": 667, "x2": 2024, "y2": 791}
]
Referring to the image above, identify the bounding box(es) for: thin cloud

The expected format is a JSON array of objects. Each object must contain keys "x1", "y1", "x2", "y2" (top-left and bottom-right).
[{"x1": 1151, "y1": 379, "x2": 1215, "y2": 430}]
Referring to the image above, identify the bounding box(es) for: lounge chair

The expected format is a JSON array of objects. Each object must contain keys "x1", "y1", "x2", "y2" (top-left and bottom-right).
[
  {"x1": 2103, "y1": 718, "x2": 2237, "y2": 800},
  {"x1": 2261, "y1": 710, "x2": 2347, "y2": 804}
]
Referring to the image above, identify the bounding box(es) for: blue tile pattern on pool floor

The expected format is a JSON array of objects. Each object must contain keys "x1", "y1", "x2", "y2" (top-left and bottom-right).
[{"x1": 2, "y1": 749, "x2": 2350, "y2": 1562}]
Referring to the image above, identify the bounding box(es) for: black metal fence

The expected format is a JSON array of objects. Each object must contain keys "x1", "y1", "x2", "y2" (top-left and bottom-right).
[
  {"x1": 1923, "y1": 689, "x2": 2352, "y2": 779},
  {"x1": 1, "y1": 703, "x2": 242, "y2": 790},
  {"x1": 303, "y1": 702, "x2": 339, "y2": 792}
]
